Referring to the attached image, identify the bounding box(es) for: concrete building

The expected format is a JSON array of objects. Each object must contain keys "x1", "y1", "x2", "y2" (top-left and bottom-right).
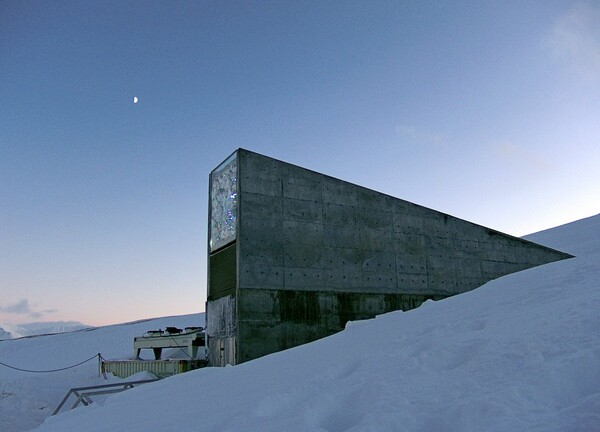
[{"x1": 206, "y1": 149, "x2": 572, "y2": 366}]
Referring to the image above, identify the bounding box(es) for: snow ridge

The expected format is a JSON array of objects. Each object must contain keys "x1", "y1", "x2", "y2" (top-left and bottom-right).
[{"x1": 2, "y1": 215, "x2": 600, "y2": 432}]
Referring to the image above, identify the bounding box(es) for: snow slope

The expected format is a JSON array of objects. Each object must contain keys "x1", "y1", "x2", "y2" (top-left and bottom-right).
[
  {"x1": 27, "y1": 213, "x2": 600, "y2": 432},
  {"x1": 0, "y1": 314, "x2": 204, "y2": 432}
]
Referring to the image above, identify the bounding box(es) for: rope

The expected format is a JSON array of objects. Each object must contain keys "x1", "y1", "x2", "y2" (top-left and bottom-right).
[{"x1": 0, "y1": 353, "x2": 100, "y2": 373}]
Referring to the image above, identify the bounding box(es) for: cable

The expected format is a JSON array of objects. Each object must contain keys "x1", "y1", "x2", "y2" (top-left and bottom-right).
[
  {"x1": 0, "y1": 353, "x2": 100, "y2": 373},
  {"x1": 167, "y1": 333, "x2": 195, "y2": 359}
]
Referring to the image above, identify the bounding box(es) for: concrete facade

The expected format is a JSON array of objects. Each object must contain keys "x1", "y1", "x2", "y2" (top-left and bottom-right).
[{"x1": 206, "y1": 149, "x2": 572, "y2": 366}]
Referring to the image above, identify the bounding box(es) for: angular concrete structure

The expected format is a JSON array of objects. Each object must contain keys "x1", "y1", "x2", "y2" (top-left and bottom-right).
[{"x1": 206, "y1": 149, "x2": 572, "y2": 366}]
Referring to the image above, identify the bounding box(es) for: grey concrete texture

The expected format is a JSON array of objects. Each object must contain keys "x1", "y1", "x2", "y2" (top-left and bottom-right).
[
  {"x1": 236, "y1": 149, "x2": 571, "y2": 298},
  {"x1": 236, "y1": 288, "x2": 446, "y2": 364},
  {"x1": 209, "y1": 148, "x2": 573, "y2": 365}
]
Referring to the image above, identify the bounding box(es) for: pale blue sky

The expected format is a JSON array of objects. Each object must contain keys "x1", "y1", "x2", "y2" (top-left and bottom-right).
[{"x1": 1, "y1": 1, "x2": 599, "y2": 326}]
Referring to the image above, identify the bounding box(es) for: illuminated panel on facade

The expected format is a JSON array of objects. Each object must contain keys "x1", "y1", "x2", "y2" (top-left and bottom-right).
[{"x1": 210, "y1": 152, "x2": 237, "y2": 252}]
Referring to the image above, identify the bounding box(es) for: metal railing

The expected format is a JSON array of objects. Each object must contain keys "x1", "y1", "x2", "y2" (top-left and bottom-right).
[{"x1": 52, "y1": 379, "x2": 159, "y2": 416}]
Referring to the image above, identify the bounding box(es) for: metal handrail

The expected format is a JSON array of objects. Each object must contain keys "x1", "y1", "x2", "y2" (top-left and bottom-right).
[{"x1": 52, "y1": 379, "x2": 159, "y2": 415}]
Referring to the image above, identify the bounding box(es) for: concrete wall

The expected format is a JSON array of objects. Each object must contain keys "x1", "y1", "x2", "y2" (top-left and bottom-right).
[{"x1": 209, "y1": 149, "x2": 572, "y2": 365}]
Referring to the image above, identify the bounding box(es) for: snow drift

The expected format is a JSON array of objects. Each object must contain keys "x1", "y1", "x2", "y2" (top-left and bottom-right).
[
  {"x1": 2, "y1": 214, "x2": 600, "y2": 432},
  {"x1": 0, "y1": 314, "x2": 204, "y2": 432}
]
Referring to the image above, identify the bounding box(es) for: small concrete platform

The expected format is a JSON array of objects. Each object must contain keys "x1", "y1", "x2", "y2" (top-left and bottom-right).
[{"x1": 133, "y1": 329, "x2": 205, "y2": 360}]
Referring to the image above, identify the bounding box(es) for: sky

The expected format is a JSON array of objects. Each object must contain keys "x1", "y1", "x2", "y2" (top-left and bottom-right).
[{"x1": 1, "y1": 1, "x2": 599, "y2": 326}]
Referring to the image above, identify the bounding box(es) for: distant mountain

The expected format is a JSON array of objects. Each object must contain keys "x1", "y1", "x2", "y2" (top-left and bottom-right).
[
  {"x1": 0, "y1": 321, "x2": 91, "y2": 340},
  {"x1": 0, "y1": 323, "x2": 27, "y2": 340}
]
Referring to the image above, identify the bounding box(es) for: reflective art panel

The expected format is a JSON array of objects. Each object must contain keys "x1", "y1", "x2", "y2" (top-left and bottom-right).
[{"x1": 210, "y1": 153, "x2": 238, "y2": 252}]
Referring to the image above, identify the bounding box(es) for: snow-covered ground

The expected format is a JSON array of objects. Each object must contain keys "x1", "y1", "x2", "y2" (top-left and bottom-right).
[
  {"x1": 0, "y1": 314, "x2": 204, "y2": 432},
  {"x1": 2, "y1": 214, "x2": 599, "y2": 432}
]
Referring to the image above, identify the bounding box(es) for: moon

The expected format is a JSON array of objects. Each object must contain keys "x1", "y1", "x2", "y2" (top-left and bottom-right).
[{"x1": 133, "y1": 96, "x2": 138, "y2": 104}]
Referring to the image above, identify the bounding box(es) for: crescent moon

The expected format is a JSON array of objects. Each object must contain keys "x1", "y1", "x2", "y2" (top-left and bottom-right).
[{"x1": 133, "y1": 96, "x2": 138, "y2": 104}]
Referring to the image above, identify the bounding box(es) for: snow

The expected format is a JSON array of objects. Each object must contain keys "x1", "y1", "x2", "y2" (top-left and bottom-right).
[
  {"x1": 0, "y1": 314, "x2": 204, "y2": 432},
  {"x1": 0, "y1": 322, "x2": 91, "y2": 341},
  {"x1": 0, "y1": 324, "x2": 27, "y2": 340},
  {"x1": 2, "y1": 214, "x2": 600, "y2": 432}
]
